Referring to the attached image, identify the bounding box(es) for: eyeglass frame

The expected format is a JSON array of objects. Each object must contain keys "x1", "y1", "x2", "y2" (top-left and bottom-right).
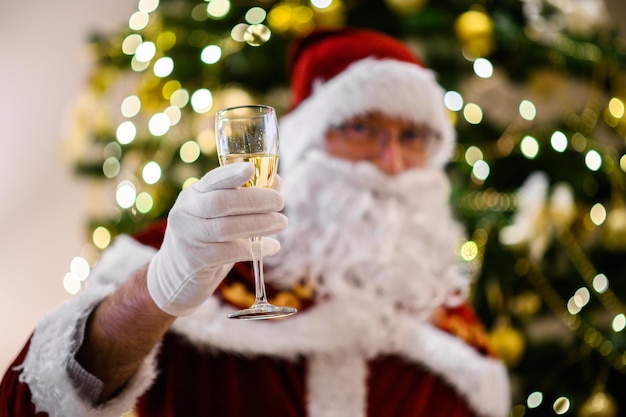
[{"x1": 325, "y1": 115, "x2": 441, "y2": 161}]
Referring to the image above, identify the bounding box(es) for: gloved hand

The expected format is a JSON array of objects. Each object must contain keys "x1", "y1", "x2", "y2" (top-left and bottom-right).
[{"x1": 147, "y1": 162, "x2": 287, "y2": 316}]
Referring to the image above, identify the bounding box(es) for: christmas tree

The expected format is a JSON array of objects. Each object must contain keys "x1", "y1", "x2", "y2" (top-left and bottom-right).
[{"x1": 64, "y1": 0, "x2": 626, "y2": 415}]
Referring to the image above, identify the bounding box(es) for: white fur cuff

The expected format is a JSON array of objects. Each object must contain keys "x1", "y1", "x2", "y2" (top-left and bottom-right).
[{"x1": 18, "y1": 236, "x2": 159, "y2": 416}]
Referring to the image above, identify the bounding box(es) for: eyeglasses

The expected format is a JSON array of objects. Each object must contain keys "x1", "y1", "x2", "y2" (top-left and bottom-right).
[{"x1": 328, "y1": 120, "x2": 441, "y2": 159}]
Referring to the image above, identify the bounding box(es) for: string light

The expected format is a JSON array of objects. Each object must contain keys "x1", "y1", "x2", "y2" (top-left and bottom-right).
[
  {"x1": 153, "y1": 57, "x2": 174, "y2": 77},
  {"x1": 180, "y1": 140, "x2": 201, "y2": 163},
  {"x1": 444, "y1": 90, "x2": 464, "y2": 111},
  {"x1": 472, "y1": 160, "x2": 490, "y2": 181},
  {"x1": 200, "y1": 45, "x2": 222, "y2": 64},
  {"x1": 136, "y1": 192, "x2": 154, "y2": 214},
  {"x1": 129, "y1": 11, "x2": 150, "y2": 31},
  {"x1": 585, "y1": 150, "x2": 602, "y2": 171},
  {"x1": 92, "y1": 227, "x2": 111, "y2": 250},
  {"x1": 527, "y1": 391, "x2": 543, "y2": 408},
  {"x1": 142, "y1": 161, "x2": 162, "y2": 185},
  {"x1": 103, "y1": 156, "x2": 121, "y2": 178},
  {"x1": 553, "y1": 397, "x2": 570, "y2": 415},
  {"x1": 116, "y1": 121, "x2": 137, "y2": 144},
  {"x1": 121, "y1": 95, "x2": 141, "y2": 117},
  {"x1": 135, "y1": 41, "x2": 156, "y2": 62},
  {"x1": 138, "y1": 0, "x2": 159, "y2": 13},
  {"x1": 473, "y1": 58, "x2": 493, "y2": 78},
  {"x1": 463, "y1": 103, "x2": 483, "y2": 124},
  {"x1": 116, "y1": 180, "x2": 137, "y2": 209},
  {"x1": 190, "y1": 88, "x2": 213, "y2": 113},
  {"x1": 464, "y1": 146, "x2": 483, "y2": 166},
  {"x1": 245, "y1": 7, "x2": 267, "y2": 24},
  {"x1": 170, "y1": 88, "x2": 190, "y2": 108},
  {"x1": 520, "y1": 135, "x2": 539, "y2": 159},
  {"x1": 207, "y1": 0, "x2": 230, "y2": 18},
  {"x1": 550, "y1": 131, "x2": 567, "y2": 152},
  {"x1": 613, "y1": 314, "x2": 626, "y2": 332},
  {"x1": 311, "y1": 0, "x2": 333, "y2": 8},
  {"x1": 592, "y1": 274, "x2": 609, "y2": 293},
  {"x1": 122, "y1": 34, "x2": 143, "y2": 55},
  {"x1": 148, "y1": 112, "x2": 171, "y2": 136},
  {"x1": 164, "y1": 106, "x2": 182, "y2": 125},
  {"x1": 519, "y1": 99, "x2": 536, "y2": 121},
  {"x1": 608, "y1": 97, "x2": 625, "y2": 118},
  {"x1": 589, "y1": 203, "x2": 606, "y2": 225}
]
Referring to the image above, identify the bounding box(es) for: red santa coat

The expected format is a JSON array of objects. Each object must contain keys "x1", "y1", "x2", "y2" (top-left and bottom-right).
[{"x1": 0, "y1": 224, "x2": 510, "y2": 417}]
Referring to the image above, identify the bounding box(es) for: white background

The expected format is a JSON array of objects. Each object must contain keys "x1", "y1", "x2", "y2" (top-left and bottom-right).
[{"x1": 0, "y1": 0, "x2": 135, "y2": 375}]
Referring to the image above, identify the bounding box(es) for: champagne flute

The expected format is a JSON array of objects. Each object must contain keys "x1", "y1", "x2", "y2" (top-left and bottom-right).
[{"x1": 215, "y1": 104, "x2": 297, "y2": 320}]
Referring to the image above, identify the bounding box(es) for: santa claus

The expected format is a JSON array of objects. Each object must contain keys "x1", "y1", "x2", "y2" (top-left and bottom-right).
[{"x1": 1, "y1": 28, "x2": 510, "y2": 417}]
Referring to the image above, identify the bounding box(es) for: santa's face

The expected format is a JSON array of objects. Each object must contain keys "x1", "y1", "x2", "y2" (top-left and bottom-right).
[
  {"x1": 266, "y1": 146, "x2": 469, "y2": 316},
  {"x1": 323, "y1": 111, "x2": 441, "y2": 175}
]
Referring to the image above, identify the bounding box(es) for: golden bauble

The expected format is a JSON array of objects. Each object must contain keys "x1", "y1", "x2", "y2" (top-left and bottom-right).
[
  {"x1": 488, "y1": 323, "x2": 525, "y2": 368},
  {"x1": 267, "y1": 4, "x2": 315, "y2": 36},
  {"x1": 454, "y1": 9, "x2": 495, "y2": 57},
  {"x1": 385, "y1": 0, "x2": 427, "y2": 14},
  {"x1": 578, "y1": 390, "x2": 618, "y2": 417}
]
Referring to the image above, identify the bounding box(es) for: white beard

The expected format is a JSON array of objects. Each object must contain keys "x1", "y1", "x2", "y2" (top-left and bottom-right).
[{"x1": 265, "y1": 150, "x2": 471, "y2": 318}]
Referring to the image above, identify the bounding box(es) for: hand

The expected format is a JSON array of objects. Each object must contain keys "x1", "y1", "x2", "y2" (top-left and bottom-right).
[{"x1": 147, "y1": 162, "x2": 287, "y2": 316}]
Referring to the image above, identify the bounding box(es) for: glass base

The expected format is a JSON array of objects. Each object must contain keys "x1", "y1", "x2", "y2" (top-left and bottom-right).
[{"x1": 227, "y1": 302, "x2": 297, "y2": 320}]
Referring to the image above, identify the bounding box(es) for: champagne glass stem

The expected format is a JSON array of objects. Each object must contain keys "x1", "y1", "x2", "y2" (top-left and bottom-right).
[{"x1": 249, "y1": 236, "x2": 269, "y2": 305}]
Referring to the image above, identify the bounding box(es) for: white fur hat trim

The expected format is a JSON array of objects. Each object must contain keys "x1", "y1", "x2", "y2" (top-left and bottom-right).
[{"x1": 279, "y1": 58, "x2": 456, "y2": 174}]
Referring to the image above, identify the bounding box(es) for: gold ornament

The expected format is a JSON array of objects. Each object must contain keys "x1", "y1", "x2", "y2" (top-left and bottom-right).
[
  {"x1": 385, "y1": 0, "x2": 427, "y2": 15},
  {"x1": 454, "y1": 9, "x2": 495, "y2": 57},
  {"x1": 221, "y1": 282, "x2": 256, "y2": 308},
  {"x1": 578, "y1": 390, "x2": 618, "y2": 417},
  {"x1": 267, "y1": 4, "x2": 315, "y2": 37},
  {"x1": 488, "y1": 320, "x2": 525, "y2": 368},
  {"x1": 270, "y1": 291, "x2": 301, "y2": 310}
]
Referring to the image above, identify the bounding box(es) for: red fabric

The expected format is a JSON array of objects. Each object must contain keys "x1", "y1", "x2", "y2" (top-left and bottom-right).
[
  {"x1": 0, "y1": 335, "x2": 479, "y2": 417},
  {"x1": 368, "y1": 356, "x2": 475, "y2": 416},
  {"x1": 0, "y1": 223, "x2": 489, "y2": 416},
  {"x1": 134, "y1": 333, "x2": 476, "y2": 417},
  {"x1": 136, "y1": 333, "x2": 307, "y2": 417},
  {"x1": 132, "y1": 220, "x2": 167, "y2": 250},
  {"x1": 0, "y1": 338, "x2": 46, "y2": 417},
  {"x1": 287, "y1": 28, "x2": 424, "y2": 109}
]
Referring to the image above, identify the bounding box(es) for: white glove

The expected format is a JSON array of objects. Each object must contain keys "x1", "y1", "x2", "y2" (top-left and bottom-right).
[{"x1": 147, "y1": 162, "x2": 287, "y2": 316}]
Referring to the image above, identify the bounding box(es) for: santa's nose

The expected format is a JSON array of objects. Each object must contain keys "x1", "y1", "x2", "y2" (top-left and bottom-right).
[{"x1": 375, "y1": 133, "x2": 407, "y2": 175}]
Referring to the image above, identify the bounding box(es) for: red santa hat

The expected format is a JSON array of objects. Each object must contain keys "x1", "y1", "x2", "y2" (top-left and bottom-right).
[{"x1": 278, "y1": 28, "x2": 456, "y2": 173}]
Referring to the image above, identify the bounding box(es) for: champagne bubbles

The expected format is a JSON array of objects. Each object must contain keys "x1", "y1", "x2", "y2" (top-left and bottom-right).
[{"x1": 244, "y1": 24, "x2": 271, "y2": 46}]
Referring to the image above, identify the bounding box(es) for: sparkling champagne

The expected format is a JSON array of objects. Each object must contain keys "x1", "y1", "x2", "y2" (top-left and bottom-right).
[{"x1": 219, "y1": 153, "x2": 278, "y2": 188}]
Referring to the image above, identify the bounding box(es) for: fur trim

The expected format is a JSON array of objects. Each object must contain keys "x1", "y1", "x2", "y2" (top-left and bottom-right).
[
  {"x1": 173, "y1": 297, "x2": 510, "y2": 417},
  {"x1": 307, "y1": 353, "x2": 367, "y2": 417},
  {"x1": 395, "y1": 318, "x2": 511, "y2": 417},
  {"x1": 22, "y1": 235, "x2": 507, "y2": 417},
  {"x1": 279, "y1": 58, "x2": 456, "y2": 175},
  {"x1": 18, "y1": 236, "x2": 159, "y2": 417}
]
